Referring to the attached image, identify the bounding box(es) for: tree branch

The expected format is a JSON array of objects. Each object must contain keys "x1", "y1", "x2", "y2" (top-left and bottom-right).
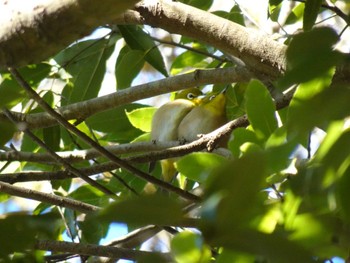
[
  {"x1": 0, "y1": 181, "x2": 99, "y2": 213},
  {"x1": 0, "y1": 0, "x2": 140, "y2": 69},
  {"x1": 0, "y1": 141, "x2": 181, "y2": 163},
  {"x1": 35, "y1": 240, "x2": 173, "y2": 262},
  {"x1": 132, "y1": 1, "x2": 287, "y2": 80},
  {"x1": 0, "y1": 67, "x2": 252, "y2": 130}
]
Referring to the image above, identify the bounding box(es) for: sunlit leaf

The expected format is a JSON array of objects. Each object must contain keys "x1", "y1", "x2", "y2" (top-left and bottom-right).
[
  {"x1": 245, "y1": 80, "x2": 278, "y2": 140},
  {"x1": 171, "y1": 231, "x2": 211, "y2": 263},
  {"x1": 125, "y1": 107, "x2": 156, "y2": 132},
  {"x1": 285, "y1": 3, "x2": 304, "y2": 25},
  {"x1": 171, "y1": 50, "x2": 207, "y2": 75},
  {"x1": 229, "y1": 127, "x2": 260, "y2": 157}
]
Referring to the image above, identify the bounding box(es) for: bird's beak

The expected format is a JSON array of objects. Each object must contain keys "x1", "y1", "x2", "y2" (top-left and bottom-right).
[{"x1": 193, "y1": 94, "x2": 206, "y2": 105}]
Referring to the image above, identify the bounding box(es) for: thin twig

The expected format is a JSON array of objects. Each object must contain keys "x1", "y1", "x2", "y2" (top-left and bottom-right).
[
  {"x1": 151, "y1": 36, "x2": 227, "y2": 62},
  {"x1": 35, "y1": 240, "x2": 173, "y2": 262},
  {"x1": 292, "y1": 0, "x2": 349, "y2": 25}
]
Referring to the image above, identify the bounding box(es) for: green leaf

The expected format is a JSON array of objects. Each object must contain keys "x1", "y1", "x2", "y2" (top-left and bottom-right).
[
  {"x1": 80, "y1": 214, "x2": 109, "y2": 244},
  {"x1": 245, "y1": 80, "x2": 278, "y2": 140},
  {"x1": 176, "y1": 152, "x2": 226, "y2": 183},
  {"x1": 207, "y1": 228, "x2": 315, "y2": 263},
  {"x1": 125, "y1": 107, "x2": 157, "y2": 132},
  {"x1": 69, "y1": 184, "x2": 109, "y2": 207},
  {"x1": 280, "y1": 27, "x2": 342, "y2": 88},
  {"x1": 95, "y1": 195, "x2": 184, "y2": 226},
  {"x1": 171, "y1": 231, "x2": 211, "y2": 263},
  {"x1": 240, "y1": 142, "x2": 263, "y2": 155},
  {"x1": 85, "y1": 104, "x2": 147, "y2": 143},
  {"x1": 285, "y1": 3, "x2": 304, "y2": 25},
  {"x1": 226, "y1": 82, "x2": 246, "y2": 120},
  {"x1": 187, "y1": 0, "x2": 213, "y2": 10},
  {"x1": 115, "y1": 47, "x2": 145, "y2": 89},
  {"x1": 0, "y1": 118, "x2": 16, "y2": 147},
  {"x1": 287, "y1": 70, "x2": 350, "y2": 140},
  {"x1": 55, "y1": 36, "x2": 117, "y2": 104},
  {"x1": 118, "y1": 25, "x2": 168, "y2": 76},
  {"x1": 43, "y1": 126, "x2": 60, "y2": 152},
  {"x1": 0, "y1": 213, "x2": 61, "y2": 258},
  {"x1": 171, "y1": 50, "x2": 207, "y2": 75},
  {"x1": 213, "y1": 5, "x2": 245, "y2": 26},
  {"x1": 303, "y1": 0, "x2": 322, "y2": 31},
  {"x1": 268, "y1": 0, "x2": 283, "y2": 22},
  {"x1": 228, "y1": 128, "x2": 260, "y2": 158},
  {"x1": 203, "y1": 152, "x2": 267, "y2": 225},
  {"x1": 313, "y1": 120, "x2": 349, "y2": 166},
  {"x1": 0, "y1": 63, "x2": 51, "y2": 108}
]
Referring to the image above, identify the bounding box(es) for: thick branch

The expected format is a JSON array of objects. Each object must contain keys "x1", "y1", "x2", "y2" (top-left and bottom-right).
[
  {"x1": 132, "y1": 1, "x2": 287, "y2": 80},
  {"x1": 0, "y1": 0, "x2": 140, "y2": 68}
]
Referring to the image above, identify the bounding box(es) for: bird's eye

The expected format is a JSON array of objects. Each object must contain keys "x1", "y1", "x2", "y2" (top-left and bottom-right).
[
  {"x1": 209, "y1": 95, "x2": 216, "y2": 101},
  {"x1": 187, "y1": 93, "x2": 195, "y2": 100}
]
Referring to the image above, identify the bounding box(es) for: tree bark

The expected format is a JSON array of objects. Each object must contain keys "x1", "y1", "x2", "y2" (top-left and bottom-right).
[{"x1": 0, "y1": 0, "x2": 139, "y2": 69}]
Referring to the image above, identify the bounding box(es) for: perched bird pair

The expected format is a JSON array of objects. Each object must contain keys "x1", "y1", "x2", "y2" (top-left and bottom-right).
[{"x1": 150, "y1": 87, "x2": 228, "y2": 183}]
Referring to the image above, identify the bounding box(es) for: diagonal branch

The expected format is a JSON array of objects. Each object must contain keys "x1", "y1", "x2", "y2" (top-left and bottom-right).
[
  {"x1": 0, "y1": 181, "x2": 99, "y2": 213},
  {"x1": 0, "y1": 67, "x2": 252, "y2": 130}
]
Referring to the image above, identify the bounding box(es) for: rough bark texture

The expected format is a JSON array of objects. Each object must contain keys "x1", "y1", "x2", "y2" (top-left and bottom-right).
[
  {"x1": 133, "y1": 1, "x2": 287, "y2": 80},
  {"x1": 0, "y1": 0, "x2": 139, "y2": 68}
]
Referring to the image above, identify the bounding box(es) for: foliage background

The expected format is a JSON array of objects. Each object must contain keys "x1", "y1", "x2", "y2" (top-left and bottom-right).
[{"x1": 0, "y1": 0, "x2": 349, "y2": 262}]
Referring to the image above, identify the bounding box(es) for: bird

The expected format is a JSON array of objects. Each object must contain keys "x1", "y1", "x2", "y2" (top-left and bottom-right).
[
  {"x1": 150, "y1": 87, "x2": 203, "y2": 182},
  {"x1": 177, "y1": 88, "x2": 228, "y2": 146}
]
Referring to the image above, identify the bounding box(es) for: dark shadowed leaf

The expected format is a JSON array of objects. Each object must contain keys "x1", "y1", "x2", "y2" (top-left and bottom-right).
[
  {"x1": 96, "y1": 194, "x2": 184, "y2": 226},
  {"x1": 56, "y1": 36, "x2": 117, "y2": 104},
  {"x1": 116, "y1": 46, "x2": 145, "y2": 89},
  {"x1": 118, "y1": 25, "x2": 168, "y2": 76},
  {"x1": 303, "y1": 0, "x2": 322, "y2": 31},
  {"x1": 280, "y1": 27, "x2": 343, "y2": 88},
  {"x1": 0, "y1": 63, "x2": 51, "y2": 108}
]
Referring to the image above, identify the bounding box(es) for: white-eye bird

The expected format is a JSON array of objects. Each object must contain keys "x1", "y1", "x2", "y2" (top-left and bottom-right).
[
  {"x1": 177, "y1": 89, "x2": 228, "y2": 146},
  {"x1": 150, "y1": 88, "x2": 203, "y2": 182}
]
